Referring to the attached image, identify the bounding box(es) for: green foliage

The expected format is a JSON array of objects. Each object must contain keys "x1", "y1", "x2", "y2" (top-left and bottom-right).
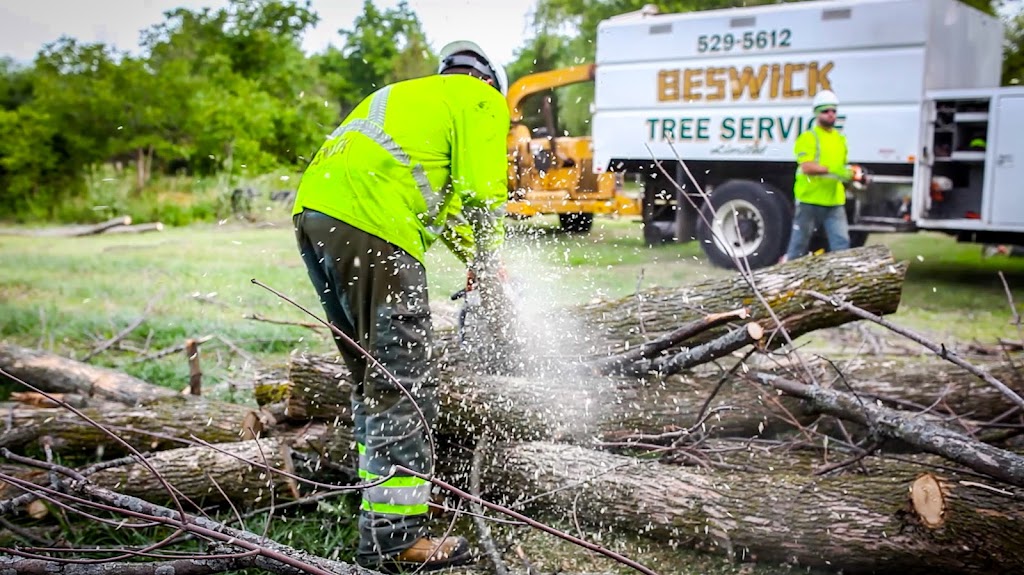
[
  {"x1": 1005, "y1": 8, "x2": 1024, "y2": 85},
  {"x1": 0, "y1": 0, "x2": 386, "y2": 223},
  {"x1": 319, "y1": 0, "x2": 437, "y2": 119}
]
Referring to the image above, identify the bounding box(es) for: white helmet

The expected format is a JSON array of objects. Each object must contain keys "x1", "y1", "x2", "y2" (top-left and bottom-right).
[
  {"x1": 437, "y1": 40, "x2": 508, "y2": 97},
  {"x1": 812, "y1": 89, "x2": 839, "y2": 112}
]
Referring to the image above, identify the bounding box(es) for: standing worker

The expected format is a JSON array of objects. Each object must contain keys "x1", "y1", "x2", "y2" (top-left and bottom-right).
[
  {"x1": 291, "y1": 40, "x2": 510, "y2": 573},
  {"x1": 783, "y1": 90, "x2": 866, "y2": 262}
]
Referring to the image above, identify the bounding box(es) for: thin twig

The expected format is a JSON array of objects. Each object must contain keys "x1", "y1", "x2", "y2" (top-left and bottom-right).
[
  {"x1": 802, "y1": 289, "x2": 1024, "y2": 412},
  {"x1": 244, "y1": 313, "x2": 324, "y2": 331},
  {"x1": 82, "y1": 292, "x2": 162, "y2": 362},
  {"x1": 469, "y1": 434, "x2": 508, "y2": 575}
]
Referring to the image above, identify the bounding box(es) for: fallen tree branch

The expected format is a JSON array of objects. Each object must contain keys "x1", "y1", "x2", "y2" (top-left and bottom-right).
[
  {"x1": 592, "y1": 308, "x2": 750, "y2": 375},
  {"x1": 756, "y1": 372, "x2": 1024, "y2": 487},
  {"x1": 627, "y1": 322, "x2": 764, "y2": 376},
  {"x1": 0, "y1": 554, "x2": 259, "y2": 575},
  {"x1": 102, "y1": 222, "x2": 165, "y2": 234},
  {"x1": 2, "y1": 452, "x2": 361, "y2": 575},
  {"x1": 3, "y1": 216, "x2": 133, "y2": 238},
  {"x1": 244, "y1": 313, "x2": 324, "y2": 331},
  {"x1": 0, "y1": 343, "x2": 179, "y2": 405},
  {"x1": 802, "y1": 289, "x2": 1024, "y2": 412}
]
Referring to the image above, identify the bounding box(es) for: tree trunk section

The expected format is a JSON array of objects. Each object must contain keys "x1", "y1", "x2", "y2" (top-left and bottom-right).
[
  {"x1": 575, "y1": 244, "x2": 906, "y2": 358},
  {"x1": 0, "y1": 343, "x2": 179, "y2": 406},
  {"x1": 0, "y1": 398, "x2": 264, "y2": 455},
  {"x1": 484, "y1": 442, "x2": 1024, "y2": 575},
  {"x1": 88, "y1": 438, "x2": 298, "y2": 507},
  {"x1": 261, "y1": 354, "x2": 1022, "y2": 445}
]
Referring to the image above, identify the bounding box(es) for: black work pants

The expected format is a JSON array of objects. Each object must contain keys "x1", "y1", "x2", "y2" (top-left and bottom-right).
[{"x1": 294, "y1": 208, "x2": 438, "y2": 562}]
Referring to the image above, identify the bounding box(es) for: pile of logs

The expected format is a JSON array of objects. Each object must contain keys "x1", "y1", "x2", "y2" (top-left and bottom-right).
[{"x1": 2, "y1": 244, "x2": 1023, "y2": 575}]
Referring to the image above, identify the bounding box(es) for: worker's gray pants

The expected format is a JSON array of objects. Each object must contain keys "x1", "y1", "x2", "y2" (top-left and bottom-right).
[{"x1": 294, "y1": 209, "x2": 438, "y2": 562}]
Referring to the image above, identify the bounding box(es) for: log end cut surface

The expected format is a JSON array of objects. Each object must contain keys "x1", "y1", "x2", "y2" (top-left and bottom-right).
[{"x1": 911, "y1": 473, "x2": 946, "y2": 529}]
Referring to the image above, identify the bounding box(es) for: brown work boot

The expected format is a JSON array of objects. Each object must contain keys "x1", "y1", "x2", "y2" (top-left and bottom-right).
[{"x1": 370, "y1": 536, "x2": 475, "y2": 573}]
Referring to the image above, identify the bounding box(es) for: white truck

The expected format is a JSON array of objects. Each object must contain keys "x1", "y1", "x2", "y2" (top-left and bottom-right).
[{"x1": 590, "y1": 0, "x2": 1024, "y2": 269}]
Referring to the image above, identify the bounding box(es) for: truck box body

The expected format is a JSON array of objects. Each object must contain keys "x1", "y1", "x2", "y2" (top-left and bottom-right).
[{"x1": 591, "y1": 0, "x2": 1004, "y2": 172}]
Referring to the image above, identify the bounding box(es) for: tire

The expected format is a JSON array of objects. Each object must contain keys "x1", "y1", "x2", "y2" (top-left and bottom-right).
[
  {"x1": 558, "y1": 212, "x2": 594, "y2": 234},
  {"x1": 642, "y1": 175, "x2": 678, "y2": 245},
  {"x1": 696, "y1": 180, "x2": 791, "y2": 270},
  {"x1": 849, "y1": 230, "x2": 869, "y2": 248}
]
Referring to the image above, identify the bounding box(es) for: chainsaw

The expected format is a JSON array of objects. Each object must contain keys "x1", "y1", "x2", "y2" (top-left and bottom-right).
[{"x1": 449, "y1": 276, "x2": 524, "y2": 373}]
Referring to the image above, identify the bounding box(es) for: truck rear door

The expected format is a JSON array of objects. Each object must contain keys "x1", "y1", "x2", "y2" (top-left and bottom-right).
[{"x1": 988, "y1": 93, "x2": 1024, "y2": 227}]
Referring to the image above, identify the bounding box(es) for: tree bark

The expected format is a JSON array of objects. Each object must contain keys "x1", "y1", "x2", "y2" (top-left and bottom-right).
[
  {"x1": 758, "y1": 373, "x2": 1024, "y2": 487},
  {"x1": 0, "y1": 399, "x2": 265, "y2": 455},
  {"x1": 483, "y1": 442, "x2": 1024, "y2": 575},
  {"x1": 261, "y1": 354, "x2": 1023, "y2": 445},
  {"x1": 4, "y1": 216, "x2": 134, "y2": 238},
  {"x1": 103, "y1": 222, "x2": 164, "y2": 234},
  {"x1": 0, "y1": 343, "x2": 179, "y2": 406},
  {"x1": 576, "y1": 244, "x2": 906, "y2": 358},
  {"x1": 88, "y1": 438, "x2": 298, "y2": 506}
]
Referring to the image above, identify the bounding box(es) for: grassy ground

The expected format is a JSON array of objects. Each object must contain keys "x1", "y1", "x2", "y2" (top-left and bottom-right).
[{"x1": 2, "y1": 212, "x2": 1024, "y2": 573}]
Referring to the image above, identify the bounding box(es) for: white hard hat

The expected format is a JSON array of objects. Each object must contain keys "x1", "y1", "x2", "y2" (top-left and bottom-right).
[
  {"x1": 812, "y1": 90, "x2": 839, "y2": 112},
  {"x1": 437, "y1": 40, "x2": 508, "y2": 97}
]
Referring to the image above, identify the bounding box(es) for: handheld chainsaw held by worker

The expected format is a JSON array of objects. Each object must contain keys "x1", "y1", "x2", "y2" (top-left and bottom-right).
[{"x1": 450, "y1": 265, "x2": 525, "y2": 375}]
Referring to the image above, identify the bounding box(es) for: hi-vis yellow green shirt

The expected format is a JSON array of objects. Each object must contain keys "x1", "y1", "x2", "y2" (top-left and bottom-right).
[
  {"x1": 292, "y1": 74, "x2": 510, "y2": 266},
  {"x1": 793, "y1": 125, "x2": 848, "y2": 207}
]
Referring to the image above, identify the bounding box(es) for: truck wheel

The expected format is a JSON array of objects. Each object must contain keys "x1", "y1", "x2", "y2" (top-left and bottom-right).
[
  {"x1": 849, "y1": 231, "x2": 869, "y2": 248},
  {"x1": 558, "y1": 212, "x2": 594, "y2": 234},
  {"x1": 696, "y1": 180, "x2": 790, "y2": 270},
  {"x1": 642, "y1": 176, "x2": 678, "y2": 245}
]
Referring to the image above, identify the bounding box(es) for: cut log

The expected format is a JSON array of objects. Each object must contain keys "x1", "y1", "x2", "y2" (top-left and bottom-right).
[
  {"x1": 1, "y1": 216, "x2": 133, "y2": 238},
  {"x1": 261, "y1": 354, "x2": 1023, "y2": 445},
  {"x1": 483, "y1": 441, "x2": 1024, "y2": 575},
  {"x1": 576, "y1": 244, "x2": 906, "y2": 358},
  {"x1": 102, "y1": 222, "x2": 164, "y2": 234},
  {"x1": 1, "y1": 440, "x2": 297, "y2": 516},
  {"x1": 0, "y1": 398, "x2": 265, "y2": 455},
  {"x1": 0, "y1": 343, "x2": 179, "y2": 406},
  {"x1": 88, "y1": 438, "x2": 298, "y2": 507}
]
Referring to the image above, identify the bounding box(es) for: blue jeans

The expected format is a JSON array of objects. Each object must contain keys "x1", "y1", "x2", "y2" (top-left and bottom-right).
[{"x1": 785, "y1": 202, "x2": 850, "y2": 261}]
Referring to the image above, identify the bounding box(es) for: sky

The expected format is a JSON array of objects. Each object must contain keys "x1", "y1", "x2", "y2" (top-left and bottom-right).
[{"x1": 0, "y1": 0, "x2": 540, "y2": 66}]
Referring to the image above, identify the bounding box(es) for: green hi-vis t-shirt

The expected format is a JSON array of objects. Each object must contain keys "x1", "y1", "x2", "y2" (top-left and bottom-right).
[{"x1": 793, "y1": 125, "x2": 848, "y2": 207}]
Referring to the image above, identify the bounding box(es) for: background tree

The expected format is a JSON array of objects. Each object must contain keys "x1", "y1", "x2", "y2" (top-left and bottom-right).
[{"x1": 325, "y1": 0, "x2": 437, "y2": 119}]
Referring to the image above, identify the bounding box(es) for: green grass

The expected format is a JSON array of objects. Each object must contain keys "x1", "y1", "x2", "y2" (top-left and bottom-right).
[{"x1": 871, "y1": 232, "x2": 1024, "y2": 343}]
